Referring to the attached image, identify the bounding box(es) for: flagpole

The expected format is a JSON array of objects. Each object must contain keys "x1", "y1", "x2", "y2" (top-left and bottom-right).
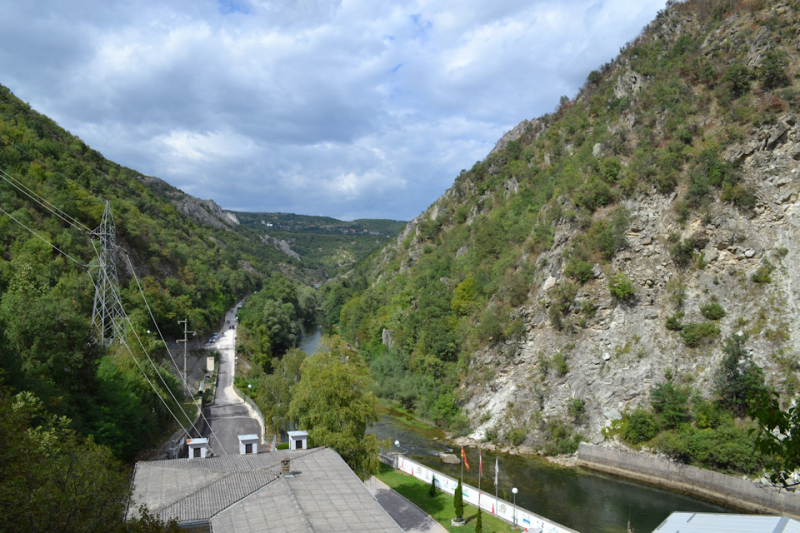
[{"x1": 495, "y1": 455, "x2": 499, "y2": 513}]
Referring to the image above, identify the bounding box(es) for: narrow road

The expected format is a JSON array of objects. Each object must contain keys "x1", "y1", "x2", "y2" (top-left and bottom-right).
[{"x1": 204, "y1": 302, "x2": 264, "y2": 455}]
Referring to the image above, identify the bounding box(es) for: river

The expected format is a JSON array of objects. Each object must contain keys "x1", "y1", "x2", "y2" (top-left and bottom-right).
[
  {"x1": 299, "y1": 324, "x2": 731, "y2": 532},
  {"x1": 298, "y1": 320, "x2": 324, "y2": 355},
  {"x1": 368, "y1": 413, "x2": 732, "y2": 533}
]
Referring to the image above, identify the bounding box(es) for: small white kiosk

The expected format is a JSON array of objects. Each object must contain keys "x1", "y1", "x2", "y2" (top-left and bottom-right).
[
  {"x1": 287, "y1": 430, "x2": 308, "y2": 450},
  {"x1": 187, "y1": 437, "x2": 209, "y2": 459},
  {"x1": 238, "y1": 434, "x2": 259, "y2": 455}
]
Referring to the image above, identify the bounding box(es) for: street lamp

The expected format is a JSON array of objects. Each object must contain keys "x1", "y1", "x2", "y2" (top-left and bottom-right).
[
  {"x1": 248, "y1": 384, "x2": 252, "y2": 395},
  {"x1": 394, "y1": 440, "x2": 400, "y2": 447},
  {"x1": 512, "y1": 487, "x2": 518, "y2": 528}
]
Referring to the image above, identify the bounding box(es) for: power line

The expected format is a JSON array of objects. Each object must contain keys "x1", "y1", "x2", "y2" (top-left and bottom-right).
[
  {"x1": 123, "y1": 251, "x2": 228, "y2": 455},
  {"x1": 0, "y1": 205, "x2": 89, "y2": 267},
  {"x1": 0, "y1": 167, "x2": 92, "y2": 234}
]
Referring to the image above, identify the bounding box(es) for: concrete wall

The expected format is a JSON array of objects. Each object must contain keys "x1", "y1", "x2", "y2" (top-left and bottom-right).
[
  {"x1": 577, "y1": 443, "x2": 800, "y2": 519},
  {"x1": 381, "y1": 453, "x2": 579, "y2": 533},
  {"x1": 232, "y1": 385, "x2": 266, "y2": 444}
]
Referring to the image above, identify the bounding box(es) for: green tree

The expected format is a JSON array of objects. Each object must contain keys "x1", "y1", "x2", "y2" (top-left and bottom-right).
[
  {"x1": 650, "y1": 381, "x2": 691, "y2": 429},
  {"x1": 760, "y1": 48, "x2": 789, "y2": 90},
  {"x1": 429, "y1": 474, "x2": 436, "y2": 497},
  {"x1": 475, "y1": 508, "x2": 483, "y2": 533},
  {"x1": 608, "y1": 273, "x2": 635, "y2": 301},
  {"x1": 255, "y1": 348, "x2": 306, "y2": 434},
  {"x1": 748, "y1": 390, "x2": 800, "y2": 489},
  {"x1": 454, "y1": 477, "x2": 464, "y2": 519},
  {"x1": 714, "y1": 334, "x2": 766, "y2": 417},
  {"x1": 0, "y1": 390, "x2": 130, "y2": 532},
  {"x1": 288, "y1": 336, "x2": 382, "y2": 480}
]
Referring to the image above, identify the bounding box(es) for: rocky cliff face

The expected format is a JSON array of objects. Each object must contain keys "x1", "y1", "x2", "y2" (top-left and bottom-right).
[
  {"x1": 362, "y1": 0, "x2": 800, "y2": 448},
  {"x1": 466, "y1": 123, "x2": 800, "y2": 446}
]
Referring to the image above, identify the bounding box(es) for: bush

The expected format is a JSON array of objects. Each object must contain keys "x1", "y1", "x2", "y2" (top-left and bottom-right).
[
  {"x1": 665, "y1": 312, "x2": 684, "y2": 331},
  {"x1": 608, "y1": 273, "x2": 635, "y2": 301},
  {"x1": 670, "y1": 238, "x2": 698, "y2": 268},
  {"x1": 568, "y1": 398, "x2": 586, "y2": 424},
  {"x1": 680, "y1": 322, "x2": 720, "y2": 348},
  {"x1": 760, "y1": 49, "x2": 789, "y2": 90},
  {"x1": 506, "y1": 428, "x2": 527, "y2": 446},
  {"x1": 620, "y1": 409, "x2": 659, "y2": 445},
  {"x1": 653, "y1": 422, "x2": 764, "y2": 475},
  {"x1": 565, "y1": 259, "x2": 595, "y2": 283},
  {"x1": 699, "y1": 302, "x2": 726, "y2": 321},
  {"x1": 541, "y1": 419, "x2": 582, "y2": 455},
  {"x1": 751, "y1": 264, "x2": 772, "y2": 283},
  {"x1": 722, "y1": 184, "x2": 757, "y2": 210},
  {"x1": 277, "y1": 442, "x2": 290, "y2": 450},
  {"x1": 552, "y1": 352, "x2": 569, "y2": 375},
  {"x1": 722, "y1": 63, "x2": 752, "y2": 98}
]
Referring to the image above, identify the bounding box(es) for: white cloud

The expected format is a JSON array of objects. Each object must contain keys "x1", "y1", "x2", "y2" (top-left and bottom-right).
[{"x1": 0, "y1": 0, "x2": 666, "y2": 221}]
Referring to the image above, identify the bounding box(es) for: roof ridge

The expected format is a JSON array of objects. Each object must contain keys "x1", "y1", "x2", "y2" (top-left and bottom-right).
[
  {"x1": 278, "y1": 475, "x2": 315, "y2": 533},
  {"x1": 149, "y1": 470, "x2": 237, "y2": 513}
]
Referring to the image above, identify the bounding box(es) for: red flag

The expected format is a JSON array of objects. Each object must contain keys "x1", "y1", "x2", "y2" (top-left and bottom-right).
[
  {"x1": 461, "y1": 447, "x2": 470, "y2": 470},
  {"x1": 479, "y1": 449, "x2": 483, "y2": 476}
]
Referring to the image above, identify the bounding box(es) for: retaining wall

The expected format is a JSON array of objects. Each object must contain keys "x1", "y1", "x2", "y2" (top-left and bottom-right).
[
  {"x1": 232, "y1": 385, "x2": 267, "y2": 444},
  {"x1": 577, "y1": 443, "x2": 800, "y2": 519},
  {"x1": 382, "y1": 453, "x2": 579, "y2": 533}
]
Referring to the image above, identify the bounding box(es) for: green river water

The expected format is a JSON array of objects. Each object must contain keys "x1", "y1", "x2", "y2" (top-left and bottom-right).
[{"x1": 368, "y1": 413, "x2": 733, "y2": 533}]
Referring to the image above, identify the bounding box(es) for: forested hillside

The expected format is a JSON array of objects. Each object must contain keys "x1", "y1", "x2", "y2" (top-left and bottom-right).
[
  {"x1": 329, "y1": 0, "x2": 800, "y2": 477},
  {"x1": 0, "y1": 83, "x2": 318, "y2": 529},
  {"x1": 235, "y1": 211, "x2": 406, "y2": 276}
]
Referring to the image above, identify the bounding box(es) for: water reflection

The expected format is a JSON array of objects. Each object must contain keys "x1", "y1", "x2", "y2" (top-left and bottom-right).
[
  {"x1": 369, "y1": 415, "x2": 732, "y2": 533},
  {"x1": 298, "y1": 321, "x2": 323, "y2": 355}
]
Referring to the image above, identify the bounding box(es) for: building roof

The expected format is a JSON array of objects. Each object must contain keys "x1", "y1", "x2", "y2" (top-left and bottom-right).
[
  {"x1": 653, "y1": 512, "x2": 800, "y2": 533},
  {"x1": 129, "y1": 447, "x2": 402, "y2": 533}
]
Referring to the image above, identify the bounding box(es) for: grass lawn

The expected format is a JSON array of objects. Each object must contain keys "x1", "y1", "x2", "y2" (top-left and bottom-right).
[{"x1": 376, "y1": 463, "x2": 516, "y2": 533}]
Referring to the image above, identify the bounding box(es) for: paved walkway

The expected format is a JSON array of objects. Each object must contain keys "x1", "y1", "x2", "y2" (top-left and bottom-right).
[
  {"x1": 204, "y1": 302, "x2": 264, "y2": 455},
  {"x1": 366, "y1": 476, "x2": 448, "y2": 533}
]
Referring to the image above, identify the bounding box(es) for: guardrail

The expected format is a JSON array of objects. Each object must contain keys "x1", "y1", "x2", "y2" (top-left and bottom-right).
[{"x1": 381, "y1": 453, "x2": 579, "y2": 533}]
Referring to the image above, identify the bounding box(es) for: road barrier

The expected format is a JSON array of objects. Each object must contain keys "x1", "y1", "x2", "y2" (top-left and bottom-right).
[{"x1": 380, "y1": 453, "x2": 578, "y2": 533}]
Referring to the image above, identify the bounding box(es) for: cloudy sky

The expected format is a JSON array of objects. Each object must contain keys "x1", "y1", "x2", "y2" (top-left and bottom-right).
[{"x1": 0, "y1": 0, "x2": 665, "y2": 221}]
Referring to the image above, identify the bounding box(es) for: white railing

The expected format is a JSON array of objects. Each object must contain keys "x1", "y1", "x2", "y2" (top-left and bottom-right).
[{"x1": 385, "y1": 454, "x2": 579, "y2": 533}]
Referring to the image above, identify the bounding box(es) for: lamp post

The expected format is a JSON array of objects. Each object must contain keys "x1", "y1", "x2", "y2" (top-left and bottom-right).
[{"x1": 512, "y1": 487, "x2": 518, "y2": 528}]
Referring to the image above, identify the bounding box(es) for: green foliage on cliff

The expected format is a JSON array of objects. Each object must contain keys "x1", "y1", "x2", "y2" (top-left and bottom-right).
[{"x1": 326, "y1": 0, "x2": 800, "y2": 432}]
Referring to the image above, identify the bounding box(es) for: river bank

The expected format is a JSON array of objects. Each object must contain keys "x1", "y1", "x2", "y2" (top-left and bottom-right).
[{"x1": 369, "y1": 411, "x2": 731, "y2": 533}]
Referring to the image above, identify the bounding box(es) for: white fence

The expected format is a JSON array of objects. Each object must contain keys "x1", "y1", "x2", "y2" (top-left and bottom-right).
[{"x1": 389, "y1": 454, "x2": 579, "y2": 533}]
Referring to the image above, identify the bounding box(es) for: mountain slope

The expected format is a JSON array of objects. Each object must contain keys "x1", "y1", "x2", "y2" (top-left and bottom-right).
[
  {"x1": 0, "y1": 83, "x2": 315, "y2": 461},
  {"x1": 334, "y1": 0, "x2": 800, "y2": 461}
]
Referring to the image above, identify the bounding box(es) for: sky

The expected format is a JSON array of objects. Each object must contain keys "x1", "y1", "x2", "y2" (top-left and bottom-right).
[{"x1": 0, "y1": 0, "x2": 666, "y2": 221}]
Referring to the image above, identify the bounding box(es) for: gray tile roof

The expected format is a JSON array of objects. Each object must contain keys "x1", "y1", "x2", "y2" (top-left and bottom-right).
[{"x1": 129, "y1": 447, "x2": 402, "y2": 533}]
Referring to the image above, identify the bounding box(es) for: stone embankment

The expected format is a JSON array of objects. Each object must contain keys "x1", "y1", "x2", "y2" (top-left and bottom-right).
[{"x1": 577, "y1": 443, "x2": 800, "y2": 519}]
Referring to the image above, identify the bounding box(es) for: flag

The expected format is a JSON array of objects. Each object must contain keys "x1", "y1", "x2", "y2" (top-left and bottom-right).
[
  {"x1": 479, "y1": 449, "x2": 483, "y2": 476},
  {"x1": 461, "y1": 447, "x2": 470, "y2": 470},
  {"x1": 494, "y1": 456, "x2": 499, "y2": 487}
]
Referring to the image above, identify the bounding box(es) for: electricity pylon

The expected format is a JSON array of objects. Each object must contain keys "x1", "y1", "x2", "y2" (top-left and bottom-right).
[{"x1": 90, "y1": 201, "x2": 124, "y2": 345}]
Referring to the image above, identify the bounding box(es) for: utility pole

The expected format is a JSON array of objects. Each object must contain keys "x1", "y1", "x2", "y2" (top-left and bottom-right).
[{"x1": 177, "y1": 318, "x2": 195, "y2": 389}]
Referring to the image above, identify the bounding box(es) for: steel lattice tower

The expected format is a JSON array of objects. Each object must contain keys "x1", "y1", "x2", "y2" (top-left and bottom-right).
[{"x1": 91, "y1": 201, "x2": 124, "y2": 345}]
